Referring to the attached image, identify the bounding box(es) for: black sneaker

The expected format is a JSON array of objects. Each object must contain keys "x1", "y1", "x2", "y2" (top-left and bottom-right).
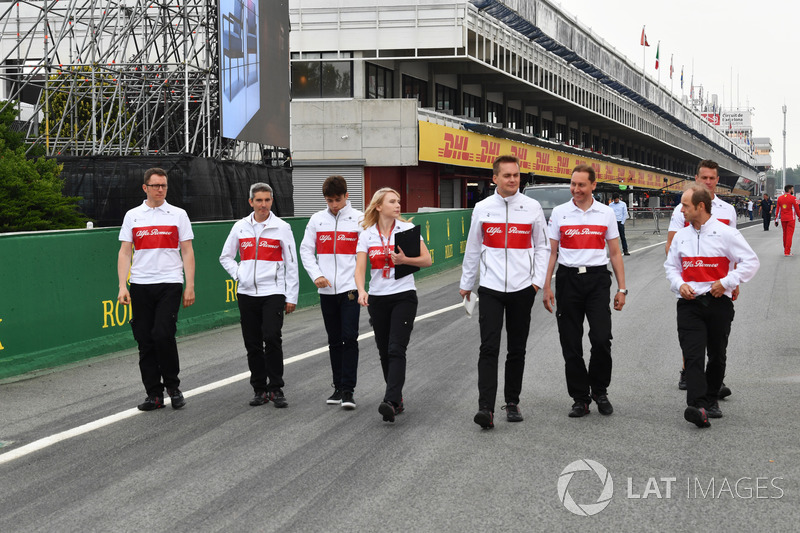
[
  {"x1": 678, "y1": 369, "x2": 687, "y2": 390},
  {"x1": 167, "y1": 388, "x2": 185, "y2": 409},
  {"x1": 706, "y1": 401, "x2": 723, "y2": 418},
  {"x1": 718, "y1": 383, "x2": 732, "y2": 400},
  {"x1": 379, "y1": 402, "x2": 397, "y2": 422},
  {"x1": 137, "y1": 395, "x2": 164, "y2": 411},
  {"x1": 327, "y1": 388, "x2": 343, "y2": 405},
  {"x1": 502, "y1": 403, "x2": 523, "y2": 422},
  {"x1": 592, "y1": 394, "x2": 614, "y2": 416},
  {"x1": 269, "y1": 390, "x2": 288, "y2": 408},
  {"x1": 341, "y1": 391, "x2": 356, "y2": 410},
  {"x1": 568, "y1": 401, "x2": 590, "y2": 418},
  {"x1": 473, "y1": 409, "x2": 494, "y2": 429},
  {"x1": 684, "y1": 406, "x2": 711, "y2": 428},
  {"x1": 249, "y1": 391, "x2": 269, "y2": 406}
]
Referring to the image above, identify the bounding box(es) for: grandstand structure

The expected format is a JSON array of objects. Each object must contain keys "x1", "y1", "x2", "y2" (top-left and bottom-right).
[{"x1": 0, "y1": 0, "x2": 276, "y2": 163}]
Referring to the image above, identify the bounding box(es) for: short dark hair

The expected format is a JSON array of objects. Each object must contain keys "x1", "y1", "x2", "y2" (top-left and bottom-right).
[
  {"x1": 612, "y1": 193, "x2": 620, "y2": 200},
  {"x1": 785, "y1": 184, "x2": 794, "y2": 193},
  {"x1": 143, "y1": 168, "x2": 167, "y2": 184},
  {"x1": 322, "y1": 175, "x2": 348, "y2": 197},
  {"x1": 696, "y1": 159, "x2": 719, "y2": 176},
  {"x1": 689, "y1": 185, "x2": 712, "y2": 214},
  {"x1": 572, "y1": 163, "x2": 596, "y2": 183},
  {"x1": 492, "y1": 155, "x2": 520, "y2": 175},
  {"x1": 249, "y1": 182, "x2": 273, "y2": 199}
]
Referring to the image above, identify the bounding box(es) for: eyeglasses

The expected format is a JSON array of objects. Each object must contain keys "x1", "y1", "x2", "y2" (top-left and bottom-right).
[{"x1": 146, "y1": 184, "x2": 168, "y2": 190}]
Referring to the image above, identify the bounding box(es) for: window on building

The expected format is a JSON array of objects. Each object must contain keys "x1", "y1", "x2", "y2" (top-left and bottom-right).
[
  {"x1": 541, "y1": 119, "x2": 553, "y2": 139},
  {"x1": 435, "y1": 84, "x2": 457, "y2": 112},
  {"x1": 486, "y1": 100, "x2": 503, "y2": 124},
  {"x1": 555, "y1": 123, "x2": 566, "y2": 143},
  {"x1": 524, "y1": 113, "x2": 539, "y2": 136},
  {"x1": 463, "y1": 92, "x2": 482, "y2": 119},
  {"x1": 366, "y1": 63, "x2": 394, "y2": 99},
  {"x1": 569, "y1": 127, "x2": 579, "y2": 146},
  {"x1": 291, "y1": 52, "x2": 353, "y2": 98},
  {"x1": 507, "y1": 107, "x2": 522, "y2": 130},
  {"x1": 402, "y1": 74, "x2": 428, "y2": 107}
]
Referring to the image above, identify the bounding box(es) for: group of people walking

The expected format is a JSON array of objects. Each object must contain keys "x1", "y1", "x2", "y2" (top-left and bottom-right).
[{"x1": 117, "y1": 155, "x2": 762, "y2": 429}]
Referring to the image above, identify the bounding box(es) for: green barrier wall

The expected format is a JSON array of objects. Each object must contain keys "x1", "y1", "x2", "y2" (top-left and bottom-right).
[{"x1": 0, "y1": 210, "x2": 472, "y2": 380}]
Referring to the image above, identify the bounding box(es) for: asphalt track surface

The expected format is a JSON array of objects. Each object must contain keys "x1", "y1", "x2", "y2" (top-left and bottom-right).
[{"x1": 1, "y1": 217, "x2": 799, "y2": 532}]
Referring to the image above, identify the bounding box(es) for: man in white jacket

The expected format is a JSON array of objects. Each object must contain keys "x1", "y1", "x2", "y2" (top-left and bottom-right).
[
  {"x1": 299, "y1": 176, "x2": 363, "y2": 409},
  {"x1": 460, "y1": 155, "x2": 550, "y2": 429},
  {"x1": 220, "y1": 183, "x2": 299, "y2": 408},
  {"x1": 664, "y1": 186, "x2": 759, "y2": 428}
]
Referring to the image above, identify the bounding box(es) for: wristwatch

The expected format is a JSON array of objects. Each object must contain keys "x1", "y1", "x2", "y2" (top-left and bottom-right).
[{"x1": 617, "y1": 289, "x2": 628, "y2": 295}]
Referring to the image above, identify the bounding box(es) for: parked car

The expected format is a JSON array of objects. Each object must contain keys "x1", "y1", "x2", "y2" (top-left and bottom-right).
[{"x1": 522, "y1": 184, "x2": 572, "y2": 221}]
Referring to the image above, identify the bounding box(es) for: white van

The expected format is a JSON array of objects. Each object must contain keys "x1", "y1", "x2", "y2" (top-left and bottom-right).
[{"x1": 522, "y1": 184, "x2": 572, "y2": 221}]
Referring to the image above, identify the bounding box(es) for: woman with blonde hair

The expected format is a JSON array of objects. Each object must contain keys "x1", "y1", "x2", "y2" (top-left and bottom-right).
[{"x1": 355, "y1": 187, "x2": 431, "y2": 422}]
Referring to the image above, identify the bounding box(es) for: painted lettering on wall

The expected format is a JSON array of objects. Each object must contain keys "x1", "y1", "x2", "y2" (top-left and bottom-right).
[
  {"x1": 101, "y1": 300, "x2": 132, "y2": 328},
  {"x1": 225, "y1": 279, "x2": 239, "y2": 302}
]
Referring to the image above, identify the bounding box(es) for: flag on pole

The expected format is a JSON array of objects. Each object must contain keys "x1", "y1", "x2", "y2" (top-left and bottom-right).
[
  {"x1": 640, "y1": 27, "x2": 649, "y2": 46},
  {"x1": 680, "y1": 66, "x2": 684, "y2": 89},
  {"x1": 670, "y1": 55, "x2": 674, "y2": 79},
  {"x1": 655, "y1": 42, "x2": 660, "y2": 69}
]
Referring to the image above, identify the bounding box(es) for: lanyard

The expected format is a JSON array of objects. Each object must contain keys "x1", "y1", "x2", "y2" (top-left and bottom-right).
[{"x1": 378, "y1": 222, "x2": 395, "y2": 278}]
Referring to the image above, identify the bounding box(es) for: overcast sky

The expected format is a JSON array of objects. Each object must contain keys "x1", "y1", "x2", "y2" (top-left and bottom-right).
[{"x1": 552, "y1": 0, "x2": 798, "y2": 171}]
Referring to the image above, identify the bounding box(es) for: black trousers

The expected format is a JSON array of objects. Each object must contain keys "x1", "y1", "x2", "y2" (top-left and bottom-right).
[
  {"x1": 367, "y1": 290, "x2": 417, "y2": 405},
  {"x1": 677, "y1": 295, "x2": 734, "y2": 408},
  {"x1": 555, "y1": 266, "x2": 613, "y2": 403},
  {"x1": 237, "y1": 293, "x2": 286, "y2": 393},
  {"x1": 477, "y1": 285, "x2": 536, "y2": 411},
  {"x1": 129, "y1": 283, "x2": 183, "y2": 397},
  {"x1": 320, "y1": 291, "x2": 361, "y2": 392},
  {"x1": 617, "y1": 221, "x2": 628, "y2": 253},
  {"x1": 763, "y1": 215, "x2": 771, "y2": 231}
]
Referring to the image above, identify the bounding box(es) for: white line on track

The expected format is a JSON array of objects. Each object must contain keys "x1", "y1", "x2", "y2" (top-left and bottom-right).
[{"x1": 0, "y1": 300, "x2": 468, "y2": 466}]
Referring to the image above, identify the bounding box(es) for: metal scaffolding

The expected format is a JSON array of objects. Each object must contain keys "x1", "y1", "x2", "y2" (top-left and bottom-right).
[{"x1": 0, "y1": 0, "x2": 280, "y2": 162}]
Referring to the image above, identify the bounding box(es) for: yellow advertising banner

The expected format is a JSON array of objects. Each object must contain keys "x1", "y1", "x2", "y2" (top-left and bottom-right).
[{"x1": 419, "y1": 121, "x2": 686, "y2": 192}]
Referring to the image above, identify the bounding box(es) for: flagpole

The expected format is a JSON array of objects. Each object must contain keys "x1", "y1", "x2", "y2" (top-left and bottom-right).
[
  {"x1": 642, "y1": 26, "x2": 646, "y2": 90},
  {"x1": 670, "y1": 54, "x2": 674, "y2": 94},
  {"x1": 657, "y1": 41, "x2": 661, "y2": 85}
]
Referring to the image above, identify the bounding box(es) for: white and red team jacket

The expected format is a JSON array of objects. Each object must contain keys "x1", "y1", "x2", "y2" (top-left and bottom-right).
[
  {"x1": 668, "y1": 196, "x2": 737, "y2": 230},
  {"x1": 460, "y1": 190, "x2": 550, "y2": 293},
  {"x1": 219, "y1": 212, "x2": 299, "y2": 304},
  {"x1": 357, "y1": 220, "x2": 421, "y2": 296},
  {"x1": 119, "y1": 200, "x2": 194, "y2": 284},
  {"x1": 664, "y1": 217, "x2": 759, "y2": 299},
  {"x1": 299, "y1": 202, "x2": 364, "y2": 295},
  {"x1": 547, "y1": 199, "x2": 619, "y2": 267}
]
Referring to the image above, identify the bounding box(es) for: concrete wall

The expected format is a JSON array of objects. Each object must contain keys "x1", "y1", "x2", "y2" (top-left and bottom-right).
[{"x1": 291, "y1": 99, "x2": 419, "y2": 166}]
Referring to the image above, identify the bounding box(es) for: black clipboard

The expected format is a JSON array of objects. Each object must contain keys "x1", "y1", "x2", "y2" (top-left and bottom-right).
[{"x1": 394, "y1": 225, "x2": 421, "y2": 279}]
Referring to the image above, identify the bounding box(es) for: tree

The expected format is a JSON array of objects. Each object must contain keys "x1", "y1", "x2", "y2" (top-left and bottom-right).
[{"x1": 0, "y1": 102, "x2": 89, "y2": 232}]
